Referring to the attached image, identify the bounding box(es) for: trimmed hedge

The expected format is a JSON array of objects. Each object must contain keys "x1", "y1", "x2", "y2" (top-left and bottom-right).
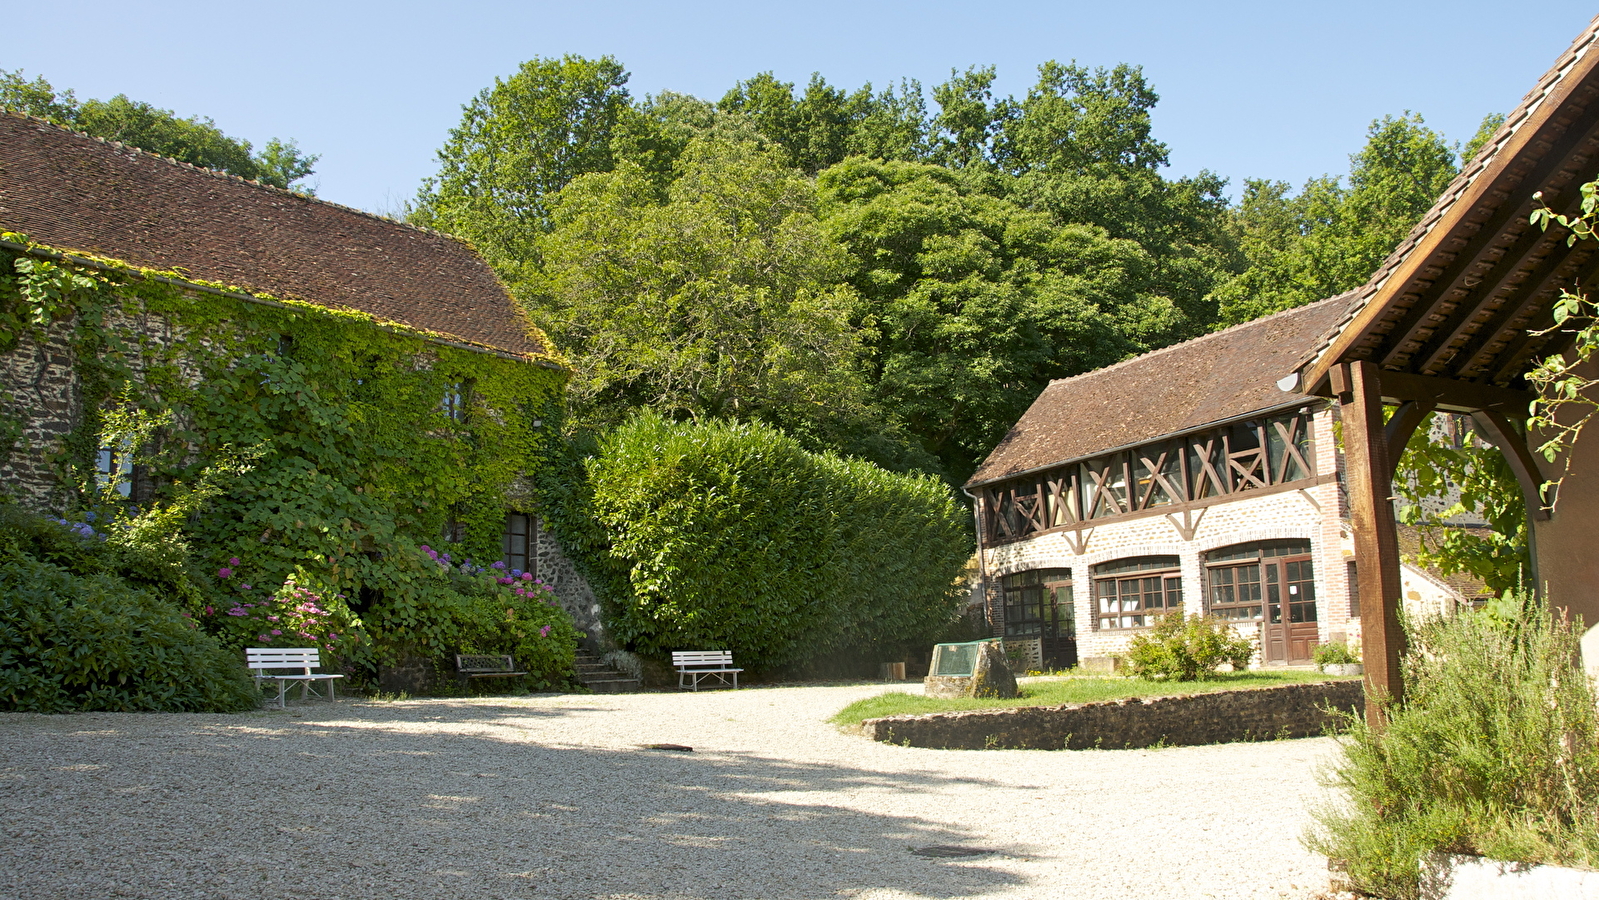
[{"x1": 589, "y1": 414, "x2": 971, "y2": 669}]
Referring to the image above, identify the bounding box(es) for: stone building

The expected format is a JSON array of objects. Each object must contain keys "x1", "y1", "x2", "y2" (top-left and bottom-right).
[
  {"x1": 964, "y1": 293, "x2": 1476, "y2": 670},
  {"x1": 0, "y1": 111, "x2": 604, "y2": 638}
]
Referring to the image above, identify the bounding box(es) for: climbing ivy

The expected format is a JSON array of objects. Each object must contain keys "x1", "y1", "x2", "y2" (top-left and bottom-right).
[{"x1": 0, "y1": 237, "x2": 575, "y2": 686}]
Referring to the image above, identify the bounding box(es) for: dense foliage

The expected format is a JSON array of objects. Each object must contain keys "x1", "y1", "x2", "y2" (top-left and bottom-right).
[
  {"x1": 1122, "y1": 612, "x2": 1255, "y2": 681},
  {"x1": 0, "y1": 69, "x2": 318, "y2": 191},
  {"x1": 0, "y1": 243, "x2": 580, "y2": 694},
  {"x1": 1392, "y1": 412, "x2": 1529, "y2": 595},
  {"x1": 0, "y1": 505, "x2": 257, "y2": 712},
  {"x1": 1307, "y1": 595, "x2": 1599, "y2": 899},
  {"x1": 415, "y1": 56, "x2": 1490, "y2": 484},
  {"x1": 587, "y1": 414, "x2": 970, "y2": 669},
  {"x1": 1213, "y1": 113, "x2": 1502, "y2": 326}
]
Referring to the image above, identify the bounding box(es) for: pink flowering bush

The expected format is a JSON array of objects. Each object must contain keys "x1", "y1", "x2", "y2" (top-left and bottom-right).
[
  {"x1": 362, "y1": 543, "x2": 579, "y2": 691},
  {"x1": 201, "y1": 568, "x2": 363, "y2": 663}
]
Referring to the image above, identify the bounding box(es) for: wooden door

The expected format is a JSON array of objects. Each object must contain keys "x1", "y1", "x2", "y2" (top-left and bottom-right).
[{"x1": 1261, "y1": 557, "x2": 1317, "y2": 665}]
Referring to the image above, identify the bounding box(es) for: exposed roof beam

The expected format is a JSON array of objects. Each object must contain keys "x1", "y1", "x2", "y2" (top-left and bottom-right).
[{"x1": 1375, "y1": 118, "x2": 1599, "y2": 370}]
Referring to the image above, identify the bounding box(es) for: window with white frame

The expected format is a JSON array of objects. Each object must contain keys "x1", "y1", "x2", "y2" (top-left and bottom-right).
[
  {"x1": 1093, "y1": 556, "x2": 1181, "y2": 629},
  {"x1": 1204, "y1": 540, "x2": 1314, "y2": 622}
]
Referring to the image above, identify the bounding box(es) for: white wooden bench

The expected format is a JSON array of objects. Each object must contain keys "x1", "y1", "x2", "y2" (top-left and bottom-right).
[
  {"x1": 672, "y1": 650, "x2": 743, "y2": 691},
  {"x1": 246, "y1": 648, "x2": 344, "y2": 708},
  {"x1": 454, "y1": 654, "x2": 527, "y2": 690}
]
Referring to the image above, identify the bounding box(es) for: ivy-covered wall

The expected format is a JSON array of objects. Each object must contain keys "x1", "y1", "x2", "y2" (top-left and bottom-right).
[{"x1": 0, "y1": 237, "x2": 599, "y2": 669}]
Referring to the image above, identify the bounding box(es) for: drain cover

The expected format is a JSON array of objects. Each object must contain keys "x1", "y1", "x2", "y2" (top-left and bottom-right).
[
  {"x1": 641, "y1": 743, "x2": 693, "y2": 752},
  {"x1": 910, "y1": 846, "x2": 993, "y2": 858}
]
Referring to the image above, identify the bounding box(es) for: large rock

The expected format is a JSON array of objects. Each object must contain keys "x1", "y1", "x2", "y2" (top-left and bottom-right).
[{"x1": 968, "y1": 641, "x2": 1018, "y2": 699}]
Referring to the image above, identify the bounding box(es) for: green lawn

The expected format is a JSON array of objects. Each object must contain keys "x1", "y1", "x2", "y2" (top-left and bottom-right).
[{"x1": 831, "y1": 670, "x2": 1358, "y2": 728}]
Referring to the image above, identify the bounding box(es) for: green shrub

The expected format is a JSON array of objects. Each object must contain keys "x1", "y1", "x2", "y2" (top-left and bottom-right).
[
  {"x1": 1123, "y1": 612, "x2": 1255, "y2": 681},
  {"x1": 0, "y1": 503, "x2": 211, "y2": 606},
  {"x1": 0, "y1": 554, "x2": 257, "y2": 712},
  {"x1": 588, "y1": 413, "x2": 970, "y2": 669},
  {"x1": 202, "y1": 570, "x2": 365, "y2": 661},
  {"x1": 1306, "y1": 594, "x2": 1599, "y2": 899},
  {"x1": 1313, "y1": 639, "x2": 1361, "y2": 670},
  {"x1": 358, "y1": 544, "x2": 580, "y2": 691}
]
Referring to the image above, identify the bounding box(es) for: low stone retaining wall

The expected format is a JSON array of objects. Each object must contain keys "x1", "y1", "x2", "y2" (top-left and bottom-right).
[{"x1": 861, "y1": 680, "x2": 1363, "y2": 750}]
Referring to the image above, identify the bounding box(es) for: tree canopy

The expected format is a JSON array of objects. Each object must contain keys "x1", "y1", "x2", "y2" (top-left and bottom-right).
[
  {"x1": 417, "y1": 54, "x2": 1491, "y2": 486},
  {"x1": 1212, "y1": 112, "x2": 1499, "y2": 326}
]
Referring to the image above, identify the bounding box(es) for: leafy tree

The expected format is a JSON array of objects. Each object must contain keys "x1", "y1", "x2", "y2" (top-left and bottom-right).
[
  {"x1": 1001, "y1": 62, "x2": 1237, "y2": 342},
  {"x1": 0, "y1": 69, "x2": 318, "y2": 192},
  {"x1": 0, "y1": 69, "x2": 77, "y2": 122},
  {"x1": 412, "y1": 55, "x2": 633, "y2": 278},
  {"x1": 819, "y1": 156, "x2": 1136, "y2": 480},
  {"x1": 1214, "y1": 113, "x2": 1465, "y2": 325},
  {"x1": 531, "y1": 137, "x2": 888, "y2": 457},
  {"x1": 718, "y1": 72, "x2": 928, "y2": 173},
  {"x1": 1392, "y1": 413, "x2": 1528, "y2": 596},
  {"x1": 76, "y1": 95, "x2": 261, "y2": 177},
  {"x1": 928, "y1": 65, "x2": 1014, "y2": 170}
]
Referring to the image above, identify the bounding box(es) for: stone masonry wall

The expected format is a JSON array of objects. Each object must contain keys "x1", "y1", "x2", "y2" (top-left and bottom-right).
[
  {"x1": 534, "y1": 518, "x2": 605, "y2": 646},
  {"x1": 1, "y1": 302, "x2": 196, "y2": 512},
  {"x1": 861, "y1": 680, "x2": 1363, "y2": 750},
  {"x1": 1, "y1": 318, "x2": 83, "y2": 510}
]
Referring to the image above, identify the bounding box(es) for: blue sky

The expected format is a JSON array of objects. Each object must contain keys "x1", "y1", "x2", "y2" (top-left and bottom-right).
[{"x1": 5, "y1": 2, "x2": 1594, "y2": 214}]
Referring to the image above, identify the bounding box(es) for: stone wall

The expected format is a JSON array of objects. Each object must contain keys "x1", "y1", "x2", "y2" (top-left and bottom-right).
[
  {"x1": 534, "y1": 517, "x2": 605, "y2": 645},
  {"x1": 2, "y1": 318, "x2": 85, "y2": 509},
  {"x1": 861, "y1": 680, "x2": 1362, "y2": 750}
]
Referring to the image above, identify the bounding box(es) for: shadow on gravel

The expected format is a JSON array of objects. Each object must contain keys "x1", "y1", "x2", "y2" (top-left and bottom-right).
[{"x1": 1, "y1": 705, "x2": 1028, "y2": 900}]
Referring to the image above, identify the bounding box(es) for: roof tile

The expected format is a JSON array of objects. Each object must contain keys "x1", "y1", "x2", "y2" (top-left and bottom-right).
[
  {"x1": 967, "y1": 292, "x2": 1359, "y2": 486},
  {"x1": 0, "y1": 112, "x2": 547, "y2": 359}
]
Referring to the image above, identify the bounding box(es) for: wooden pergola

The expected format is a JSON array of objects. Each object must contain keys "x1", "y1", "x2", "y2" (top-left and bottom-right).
[{"x1": 1295, "y1": 16, "x2": 1599, "y2": 722}]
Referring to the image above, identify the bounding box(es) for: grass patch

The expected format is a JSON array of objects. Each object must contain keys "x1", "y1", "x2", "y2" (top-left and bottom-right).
[{"x1": 830, "y1": 669, "x2": 1354, "y2": 728}]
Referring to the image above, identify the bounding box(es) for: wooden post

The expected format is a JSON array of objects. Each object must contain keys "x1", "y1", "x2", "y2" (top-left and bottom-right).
[{"x1": 1332, "y1": 361, "x2": 1407, "y2": 726}]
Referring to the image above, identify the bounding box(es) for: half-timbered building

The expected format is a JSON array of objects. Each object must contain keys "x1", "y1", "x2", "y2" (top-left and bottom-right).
[{"x1": 964, "y1": 292, "x2": 1472, "y2": 670}]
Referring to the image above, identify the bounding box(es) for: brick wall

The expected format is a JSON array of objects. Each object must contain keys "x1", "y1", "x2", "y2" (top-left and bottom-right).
[
  {"x1": 861, "y1": 680, "x2": 1362, "y2": 750},
  {"x1": 978, "y1": 407, "x2": 1364, "y2": 662}
]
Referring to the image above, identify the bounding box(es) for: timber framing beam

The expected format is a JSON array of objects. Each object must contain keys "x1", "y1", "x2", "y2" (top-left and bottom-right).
[
  {"x1": 1365, "y1": 369, "x2": 1535, "y2": 414},
  {"x1": 1331, "y1": 361, "x2": 1407, "y2": 725}
]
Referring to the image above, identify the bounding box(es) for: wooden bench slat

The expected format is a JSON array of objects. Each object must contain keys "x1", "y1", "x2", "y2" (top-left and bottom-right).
[
  {"x1": 245, "y1": 647, "x2": 341, "y2": 708},
  {"x1": 672, "y1": 650, "x2": 741, "y2": 691}
]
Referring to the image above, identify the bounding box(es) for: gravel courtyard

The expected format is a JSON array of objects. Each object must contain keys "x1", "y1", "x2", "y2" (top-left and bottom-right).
[{"x1": 0, "y1": 683, "x2": 1342, "y2": 900}]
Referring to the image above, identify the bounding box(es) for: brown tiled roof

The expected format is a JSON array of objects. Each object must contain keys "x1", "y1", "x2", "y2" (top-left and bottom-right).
[
  {"x1": 967, "y1": 292, "x2": 1360, "y2": 486},
  {"x1": 0, "y1": 112, "x2": 549, "y2": 359}
]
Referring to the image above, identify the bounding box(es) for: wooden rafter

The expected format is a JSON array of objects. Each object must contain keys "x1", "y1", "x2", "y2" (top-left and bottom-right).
[{"x1": 1375, "y1": 117, "x2": 1599, "y2": 372}]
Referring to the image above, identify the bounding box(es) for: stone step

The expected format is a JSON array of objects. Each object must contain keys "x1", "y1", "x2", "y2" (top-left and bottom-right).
[
  {"x1": 571, "y1": 653, "x2": 643, "y2": 693},
  {"x1": 581, "y1": 677, "x2": 642, "y2": 694}
]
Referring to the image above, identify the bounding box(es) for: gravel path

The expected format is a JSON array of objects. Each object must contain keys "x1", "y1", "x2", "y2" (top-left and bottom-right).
[{"x1": 0, "y1": 684, "x2": 1341, "y2": 900}]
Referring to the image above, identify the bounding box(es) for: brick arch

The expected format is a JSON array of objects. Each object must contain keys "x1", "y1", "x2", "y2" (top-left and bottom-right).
[
  {"x1": 1079, "y1": 543, "x2": 1187, "y2": 572},
  {"x1": 990, "y1": 558, "x2": 1078, "y2": 578},
  {"x1": 1197, "y1": 527, "x2": 1315, "y2": 558}
]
